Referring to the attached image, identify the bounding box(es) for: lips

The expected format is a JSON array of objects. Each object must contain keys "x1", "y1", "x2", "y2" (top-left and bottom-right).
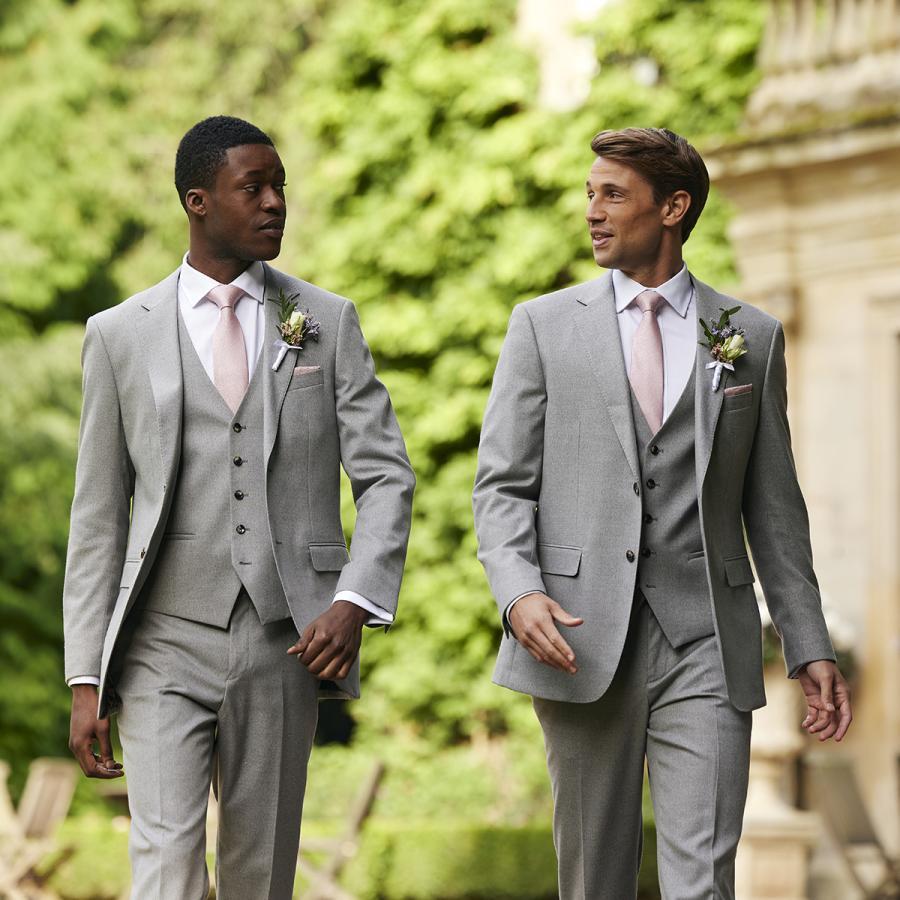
[
  {"x1": 591, "y1": 231, "x2": 612, "y2": 247},
  {"x1": 259, "y1": 220, "x2": 285, "y2": 236}
]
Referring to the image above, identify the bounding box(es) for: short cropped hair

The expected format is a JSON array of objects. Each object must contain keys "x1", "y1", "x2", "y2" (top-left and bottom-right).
[
  {"x1": 174, "y1": 116, "x2": 275, "y2": 209},
  {"x1": 589, "y1": 128, "x2": 709, "y2": 243}
]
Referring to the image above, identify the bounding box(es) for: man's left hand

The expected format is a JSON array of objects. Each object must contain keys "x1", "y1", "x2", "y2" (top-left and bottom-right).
[
  {"x1": 797, "y1": 660, "x2": 852, "y2": 742},
  {"x1": 287, "y1": 600, "x2": 369, "y2": 680}
]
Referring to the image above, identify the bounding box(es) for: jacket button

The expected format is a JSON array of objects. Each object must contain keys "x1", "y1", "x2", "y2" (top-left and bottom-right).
[
  {"x1": 233, "y1": 422, "x2": 243, "y2": 433},
  {"x1": 233, "y1": 456, "x2": 243, "y2": 466},
  {"x1": 626, "y1": 550, "x2": 635, "y2": 562},
  {"x1": 650, "y1": 444, "x2": 660, "y2": 455},
  {"x1": 641, "y1": 548, "x2": 652, "y2": 558},
  {"x1": 236, "y1": 524, "x2": 246, "y2": 535},
  {"x1": 234, "y1": 490, "x2": 244, "y2": 500},
  {"x1": 633, "y1": 482, "x2": 640, "y2": 496},
  {"x1": 646, "y1": 478, "x2": 656, "y2": 489}
]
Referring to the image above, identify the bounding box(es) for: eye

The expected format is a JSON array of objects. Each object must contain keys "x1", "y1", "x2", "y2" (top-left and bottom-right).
[
  {"x1": 244, "y1": 184, "x2": 259, "y2": 194},
  {"x1": 608, "y1": 191, "x2": 623, "y2": 200},
  {"x1": 586, "y1": 191, "x2": 595, "y2": 200},
  {"x1": 274, "y1": 182, "x2": 287, "y2": 192}
]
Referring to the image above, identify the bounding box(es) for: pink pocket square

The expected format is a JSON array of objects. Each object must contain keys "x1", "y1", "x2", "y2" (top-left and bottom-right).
[
  {"x1": 724, "y1": 383, "x2": 752, "y2": 397},
  {"x1": 293, "y1": 365, "x2": 321, "y2": 375}
]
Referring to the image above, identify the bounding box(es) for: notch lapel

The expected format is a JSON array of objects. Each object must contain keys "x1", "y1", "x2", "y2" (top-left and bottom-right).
[
  {"x1": 574, "y1": 273, "x2": 640, "y2": 481},
  {"x1": 261, "y1": 264, "x2": 299, "y2": 463},
  {"x1": 137, "y1": 270, "x2": 183, "y2": 490},
  {"x1": 693, "y1": 278, "x2": 731, "y2": 489}
]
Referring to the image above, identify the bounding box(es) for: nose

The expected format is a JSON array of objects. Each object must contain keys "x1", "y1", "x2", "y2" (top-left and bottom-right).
[
  {"x1": 586, "y1": 198, "x2": 604, "y2": 224},
  {"x1": 261, "y1": 185, "x2": 286, "y2": 214}
]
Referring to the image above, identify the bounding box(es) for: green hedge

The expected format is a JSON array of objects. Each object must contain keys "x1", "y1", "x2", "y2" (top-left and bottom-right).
[{"x1": 339, "y1": 819, "x2": 659, "y2": 899}]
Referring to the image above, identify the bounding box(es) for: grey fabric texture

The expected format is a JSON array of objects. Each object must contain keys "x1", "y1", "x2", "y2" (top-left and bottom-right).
[
  {"x1": 116, "y1": 594, "x2": 318, "y2": 900},
  {"x1": 629, "y1": 369, "x2": 715, "y2": 647},
  {"x1": 472, "y1": 271, "x2": 835, "y2": 711},
  {"x1": 533, "y1": 600, "x2": 751, "y2": 900},
  {"x1": 138, "y1": 305, "x2": 290, "y2": 626},
  {"x1": 62, "y1": 264, "x2": 415, "y2": 715}
]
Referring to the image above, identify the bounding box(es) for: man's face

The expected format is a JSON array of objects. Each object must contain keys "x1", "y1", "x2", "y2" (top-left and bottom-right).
[
  {"x1": 585, "y1": 156, "x2": 670, "y2": 273},
  {"x1": 199, "y1": 143, "x2": 287, "y2": 262}
]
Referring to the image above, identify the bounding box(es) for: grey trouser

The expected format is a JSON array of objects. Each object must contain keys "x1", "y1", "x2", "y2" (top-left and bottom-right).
[
  {"x1": 116, "y1": 593, "x2": 318, "y2": 900},
  {"x1": 533, "y1": 598, "x2": 752, "y2": 900}
]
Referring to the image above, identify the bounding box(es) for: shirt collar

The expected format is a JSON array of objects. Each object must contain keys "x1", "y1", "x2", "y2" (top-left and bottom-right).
[
  {"x1": 612, "y1": 264, "x2": 693, "y2": 318},
  {"x1": 180, "y1": 253, "x2": 266, "y2": 308}
]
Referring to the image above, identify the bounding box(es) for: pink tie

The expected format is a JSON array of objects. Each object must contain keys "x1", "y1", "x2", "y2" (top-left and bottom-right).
[
  {"x1": 629, "y1": 289, "x2": 665, "y2": 434},
  {"x1": 207, "y1": 284, "x2": 249, "y2": 414}
]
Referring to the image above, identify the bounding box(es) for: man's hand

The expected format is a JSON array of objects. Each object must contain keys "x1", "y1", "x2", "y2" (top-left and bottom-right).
[
  {"x1": 69, "y1": 685, "x2": 124, "y2": 779},
  {"x1": 797, "y1": 660, "x2": 852, "y2": 742},
  {"x1": 508, "y1": 592, "x2": 583, "y2": 674},
  {"x1": 288, "y1": 600, "x2": 369, "y2": 680}
]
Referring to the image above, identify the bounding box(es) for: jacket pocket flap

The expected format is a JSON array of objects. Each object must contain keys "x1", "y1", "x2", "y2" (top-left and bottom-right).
[
  {"x1": 309, "y1": 542, "x2": 351, "y2": 572},
  {"x1": 724, "y1": 555, "x2": 755, "y2": 587},
  {"x1": 537, "y1": 544, "x2": 582, "y2": 577}
]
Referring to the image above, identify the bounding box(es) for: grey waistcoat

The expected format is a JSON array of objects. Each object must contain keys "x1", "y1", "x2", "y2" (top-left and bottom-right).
[
  {"x1": 139, "y1": 308, "x2": 291, "y2": 626},
  {"x1": 630, "y1": 366, "x2": 715, "y2": 647}
]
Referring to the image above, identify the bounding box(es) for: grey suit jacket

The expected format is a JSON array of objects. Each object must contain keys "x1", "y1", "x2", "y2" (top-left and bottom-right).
[
  {"x1": 472, "y1": 272, "x2": 834, "y2": 711},
  {"x1": 63, "y1": 264, "x2": 415, "y2": 716}
]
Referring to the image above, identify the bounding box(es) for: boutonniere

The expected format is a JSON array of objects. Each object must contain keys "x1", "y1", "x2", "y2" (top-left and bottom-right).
[
  {"x1": 269, "y1": 289, "x2": 321, "y2": 372},
  {"x1": 699, "y1": 306, "x2": 748, "y2": 392}
]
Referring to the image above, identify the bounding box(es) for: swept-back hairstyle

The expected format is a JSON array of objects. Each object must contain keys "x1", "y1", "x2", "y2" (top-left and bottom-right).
[
  {"x1": 175, "y1": 116, "x2": 275, "y2": 210},
  {"x1": 589, "y1": 127, "x2": 709, "y2": 243}
]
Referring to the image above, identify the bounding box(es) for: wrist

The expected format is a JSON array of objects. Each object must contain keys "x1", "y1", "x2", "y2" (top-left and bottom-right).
[{"x1": 336, "y1": 599, "x2": 370, "y2": 625}]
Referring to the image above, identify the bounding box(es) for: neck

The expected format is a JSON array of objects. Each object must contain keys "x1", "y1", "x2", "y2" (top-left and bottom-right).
[
  {"x1": 186, "y1": 248, "x2": 253, "y2": 285},
  {"x1": 620, "y1": 256, "x2": 683, "y2": 288}
]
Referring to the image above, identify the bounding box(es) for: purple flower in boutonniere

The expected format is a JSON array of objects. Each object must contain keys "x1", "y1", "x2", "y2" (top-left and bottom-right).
[
  {"x1": 699, "y1": 306, "x2": 748, "y2": 392},
  {"x1": 268, "y1": 289, "x2": 321, "y2": 372}
]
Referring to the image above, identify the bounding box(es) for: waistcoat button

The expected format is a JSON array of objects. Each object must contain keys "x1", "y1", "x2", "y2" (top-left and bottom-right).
[
  {"x1": 234, "y1": 490, "x2": 244, "y2": 500},
  {"x1": 236, "y1": 524, "x2": 246, "y2": 535},
  {"x1": 650, "y1": 444, "x2": 660, "y2": 455},
  {"x1": 233, "y1": 456, "x2": 243, "y2": 466},
  {"x1": 233, "y1": 422, "x2": 243, "y2": 433},
  {"x1": 646, "y1": 478, "x2": 656, "y2": 489}
]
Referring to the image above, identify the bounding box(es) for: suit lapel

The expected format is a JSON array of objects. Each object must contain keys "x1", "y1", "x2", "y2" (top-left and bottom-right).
[
  {"x1": 261, "y1": 264, "x2": 300, "y2": 463},
  {"x1": 693, "y1": 277, "x2": 731, "y2": 489},
  {"x1": 575, "y1": 273, "x2": 640, "y2": 481},
  {"x1": 138, "y1": 270, "x2": 183, "y2": 490}
]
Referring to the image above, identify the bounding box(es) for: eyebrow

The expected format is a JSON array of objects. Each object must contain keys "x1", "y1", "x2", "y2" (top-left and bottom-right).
[
  {"x1": 238, "y1": 168, "x2": 286, "y2": 178},
  {"x1": 586, "y1": 180, "x2": 629, "y2": 192}
]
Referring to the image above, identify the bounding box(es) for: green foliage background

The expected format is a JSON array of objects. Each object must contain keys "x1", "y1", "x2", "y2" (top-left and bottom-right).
[{"x1": 0, "y1": 0, "x2": 764, "y2": 787}]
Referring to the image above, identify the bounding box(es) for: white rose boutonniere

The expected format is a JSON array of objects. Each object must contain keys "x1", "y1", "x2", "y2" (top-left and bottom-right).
[{"x1": 269, "y1": 289, "x2": 321, "y2": 371}]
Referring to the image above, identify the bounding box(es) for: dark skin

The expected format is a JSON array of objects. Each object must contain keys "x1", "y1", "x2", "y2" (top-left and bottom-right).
[
  {"x1": 510, "y1": 155, "x2": 852, "y2": 742},
  {"x1": 70, "y1": 143, "x2": 370, "y2": 778}
]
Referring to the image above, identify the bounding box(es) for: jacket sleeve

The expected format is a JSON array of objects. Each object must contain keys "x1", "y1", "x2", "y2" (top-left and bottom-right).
[
  {"x1": 62, "y1": 318, "x2": 135, "y2": 681},
  {"x1": 742, "y1": 321, "x2": 835, "y2": 675},
  {"x1": 473, "y1": 304, "x2": 548, "y2": 621},
  {"x1": 332, "y1": 301, "x2": 415, "y2": 616}
]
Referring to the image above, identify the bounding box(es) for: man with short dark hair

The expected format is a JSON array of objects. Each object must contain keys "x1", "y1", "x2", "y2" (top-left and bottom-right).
[
  {"x1": 473, "y1": 127, "x2": 851, "y2": 898},
  {"x1": 63, "y1": 115, "x2": 414, "y2": 898}
]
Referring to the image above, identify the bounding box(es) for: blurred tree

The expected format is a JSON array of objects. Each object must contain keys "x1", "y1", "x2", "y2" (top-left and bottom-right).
[{"x1": 0, "y1": 0, "x2": 764, "y2": 779}]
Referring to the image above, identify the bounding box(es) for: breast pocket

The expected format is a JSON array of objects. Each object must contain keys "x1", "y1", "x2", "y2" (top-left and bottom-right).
[
  {"x1": 287, "y1": 368, "x2": 325, "y2": 392},
  {"x1": 537, "y1": 543, "x2": 582, "y2": 576}
]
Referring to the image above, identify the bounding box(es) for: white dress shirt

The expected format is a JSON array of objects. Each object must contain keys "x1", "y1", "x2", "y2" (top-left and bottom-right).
[
  {"x1": 505, "y1": 265, "x2": 698, "y2": 625},
  {"x1": 68, "y1": 255, "x2": 390, "y2": 687}
]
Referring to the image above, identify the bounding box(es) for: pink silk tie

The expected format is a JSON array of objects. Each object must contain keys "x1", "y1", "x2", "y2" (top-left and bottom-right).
[
  {"x1": 629, "y1": 289, "x2": 665, "y2": 434},
  {"x1": 207, "y1": 284, "x2": 249, "y2": 414}
]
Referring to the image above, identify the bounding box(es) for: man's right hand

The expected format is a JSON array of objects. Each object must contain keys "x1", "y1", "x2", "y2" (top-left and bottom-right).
[
  {"x1": 508, "y1": 592, "x2": 583, "y2": 674},
  {"x1": 69, "y1": 684, "x2": 123, "y2": 778}
]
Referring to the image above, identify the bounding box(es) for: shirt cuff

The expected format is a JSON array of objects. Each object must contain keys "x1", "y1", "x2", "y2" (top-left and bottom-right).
[
  {"x1": 68, "y1": 676, "x2": 101, "y2": 687},
  {"x1": 333, "y1": 591, "x2": 394, "y2": 627}
]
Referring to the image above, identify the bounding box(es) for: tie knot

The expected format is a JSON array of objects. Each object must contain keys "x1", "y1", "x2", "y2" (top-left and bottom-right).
[
  {"x1": 634, "y1": 290, "x2": 665, "y2": 315},
  {"x1": 207, "y1": 284, "x2": 245, "y2": 311}
]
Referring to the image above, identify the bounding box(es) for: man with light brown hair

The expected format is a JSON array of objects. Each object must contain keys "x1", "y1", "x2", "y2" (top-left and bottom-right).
[{"x1": 473, "y1": 127, "x2": 851, "y2": 898}]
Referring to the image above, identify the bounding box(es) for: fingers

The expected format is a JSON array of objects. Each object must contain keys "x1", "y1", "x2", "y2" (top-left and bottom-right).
[
  {"x1": 549, "y1": 603, "x2": 584, "y2": 629},
  {"x1": 518, "y1": 614, "x2": 578, "y2": 674},
  {"x1": 96, "y1": 721, "x2": 123, "y2": 774},
  {"x1": 833, "y1": 696, "x2": 852, "y2": 742},
  {"x1": 287, "y1": 626, "x2": 313, "y2": 656},
  {"x1": 70, "y1": 736, "x2": 124, "y2": 779}
]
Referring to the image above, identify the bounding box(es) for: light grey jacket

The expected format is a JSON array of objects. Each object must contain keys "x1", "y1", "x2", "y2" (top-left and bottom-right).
[
  {"x1": 473, "y1": 272, "x2": 834, "y2": 711},
  {"x1": 63, "y1": 265, "x2": 415, "y2": 716}
]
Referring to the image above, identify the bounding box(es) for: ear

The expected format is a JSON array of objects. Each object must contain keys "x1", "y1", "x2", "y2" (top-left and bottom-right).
[
  {"x1": 662, "y1": 190, "x2": 691, "y2": 229},
  {"x1": 185, "y1": 188, "x2": 208, "y2": 219}
]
